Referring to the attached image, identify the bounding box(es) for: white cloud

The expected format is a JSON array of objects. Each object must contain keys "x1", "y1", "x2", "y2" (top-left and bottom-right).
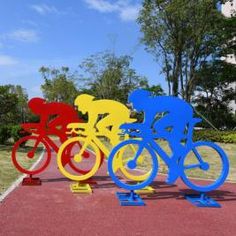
[
  {"x1": 85, "y1": 0, "x2": 119, "y2": 12},
  {"x1": 0, "y1": 55, "x2": 18, "y2": 66},
  {"x1": 7, "y1": 29, "x2": 39, "y2": 43},
  {"x1": 84, "y1": 0, "x2": 141, "y2": 21},
  {"x1": 31, "y1": 4, "x2": 64, "y2": 15},
  {"x1": 119, "y1": 5, "x2": 141, "y2": 21}
]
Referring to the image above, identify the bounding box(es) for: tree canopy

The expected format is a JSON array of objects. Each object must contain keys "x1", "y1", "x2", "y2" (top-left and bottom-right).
[
  {"x1": 138, "y1": 0, "x2": 236, "y2": 102},
  {"x1": 78, "y1": 52, "x2": 149, "y2": 103},
  {"x1": 40, "y1": 66, "x2": 78, "y2": 104},
  {"x1": 193, "y1": 60, "x2": 236, "y2": 129}
]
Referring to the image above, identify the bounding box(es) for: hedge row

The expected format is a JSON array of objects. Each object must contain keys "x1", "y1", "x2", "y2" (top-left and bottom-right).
[
  {"x1": 0, "y1": 125, "x2": 29, "y2": 144},
  {"x1": 0, "y1": 125, "x2": 235, "y2": 144},
  {"x1": 193, "y1": 129, "x2": 236, "y2": 144}
]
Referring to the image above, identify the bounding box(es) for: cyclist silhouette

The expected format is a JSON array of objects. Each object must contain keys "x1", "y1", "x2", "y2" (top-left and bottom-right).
[
  {"x1": 122, "y1": 89, "x2": 194, "y2": 184},
  {"x1": 27, "y1": 98, "x2": 81, "y2": 143},
  {"x1": 74, "y1": 94, "x2": 135, "y2": 145}
]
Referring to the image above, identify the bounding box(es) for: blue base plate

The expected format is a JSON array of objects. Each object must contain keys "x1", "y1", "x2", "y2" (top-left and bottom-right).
[
  {"x1": 185, "y1": 194, "x2": 221, "y2": 208},
  {"x1": 116, "y1": 192, "x2": 145, "y2": 206}
]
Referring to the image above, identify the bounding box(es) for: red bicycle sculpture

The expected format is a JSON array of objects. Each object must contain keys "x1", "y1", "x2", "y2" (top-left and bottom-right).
[{"x1": 11, "y1": 98, "x2": 104, "y2": 185}]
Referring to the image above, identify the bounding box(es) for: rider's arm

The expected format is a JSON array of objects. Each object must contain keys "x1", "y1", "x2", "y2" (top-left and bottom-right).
[
  {"x1": 87, "y1": 112, "x2": 98, "y2": 131},
  {"x1": 120, "y1": 123, "x2": 143, "y2": 130},
  {"x1": 40, "y1": 115, "x2": 48, "y2": 129}
]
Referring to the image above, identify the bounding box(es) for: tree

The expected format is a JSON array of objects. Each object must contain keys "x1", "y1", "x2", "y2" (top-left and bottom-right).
[
  {"x1": 146, "y1": 84, "x2": 165, "y2": 96},
  {"x1": 40, "y1": 66, "x2": 78, "y2": 104},
  {"x1": 78, "y1": 52, "x2": 149, "y2": 104},
  {"x1": 8, "y1": 85, "x2": 28, "y2": 123},
  {"x1": 0, "y1": 85, "x2": 18, "y2": 124},
  {"x1": 138, "y1": 0, "x2": 236, "y2": 101},
  {"x1": 0, "y1": 84, "x2": 30, "y2": 124},
  {"x1": 193, "y1": 60, "x2": 236, "y2": 129}
]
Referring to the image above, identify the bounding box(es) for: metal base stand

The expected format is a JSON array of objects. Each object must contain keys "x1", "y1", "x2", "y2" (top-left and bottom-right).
[
  {"x1": 116, "y1": 190, "x2": 145, "y2": 206},
  {"x1": 70, "y1": 182, "x2": 92, "y2": 194},
  {"x1": 22, "y1": 175, "x2": 41, "y2": 186},
  {"x1": 185, "y1": 193, "x2": 221, "y2": 208}
]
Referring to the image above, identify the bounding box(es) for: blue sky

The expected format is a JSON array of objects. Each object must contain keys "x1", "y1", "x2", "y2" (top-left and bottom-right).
[{"x1": 0, "y1": 0, "x2": 165, "y2": 98}]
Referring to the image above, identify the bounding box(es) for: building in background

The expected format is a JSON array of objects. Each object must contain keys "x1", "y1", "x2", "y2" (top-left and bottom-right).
[{"x1": 221, "y1": 0, "x2": 236, "y2": 114}]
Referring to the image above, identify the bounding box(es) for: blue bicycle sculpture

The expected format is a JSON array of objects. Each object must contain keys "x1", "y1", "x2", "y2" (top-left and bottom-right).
[
  {"x1": 108, "y1": 119, "x2": 229, "y2": 192},
  {"x1": 107, "y1": 89, "x2": 229, "y2": 206}
]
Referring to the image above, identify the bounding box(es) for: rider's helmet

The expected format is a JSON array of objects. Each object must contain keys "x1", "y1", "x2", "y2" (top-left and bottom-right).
[
  {"x1": 74, "y1": 94, "x2": 95, "y2": 114},
  {"x1": 28, "y1": 97, "x2": 46, "y2": 114},
  {"x1": 128, "y1": 89, "x2": 152, "y2": 112}
]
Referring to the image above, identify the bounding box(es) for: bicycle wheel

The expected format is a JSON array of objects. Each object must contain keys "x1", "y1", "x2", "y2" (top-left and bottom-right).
[
  {"x1": 57, "y1": 137, "x2": 101, "y2": 181},
  {"x1": 108, "y1": 139, "x2": 158, "y2": 191},
  {"x1": 180, "y1": 141, "x2": 229, "y2": 192},
  {"x1": 12, "y1": 135, "x2": 51, "y2": 175},
  {"x1": 118, "y1": 143, "x2": 153, "y2": 181}
]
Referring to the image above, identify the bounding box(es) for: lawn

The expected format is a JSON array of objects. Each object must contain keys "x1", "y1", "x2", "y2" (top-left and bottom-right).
[
  {"x1": 110, "y1": 139, "x2": 236, "y2": 183},
  {"x1": 0, "y1": 138, "x2": 235, "y2": 196},
  {"x1": 0, "y1": 143, "x2": 43, "y2": 195},
  {"x1": 156, "y1": 141, "x2": 236, "y2": 182}
]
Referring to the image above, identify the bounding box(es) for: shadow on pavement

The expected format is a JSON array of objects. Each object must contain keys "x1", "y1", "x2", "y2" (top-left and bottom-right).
[
  {"x1": 141, "y1": 187, "x2": 236, "y2": 202},
  {"x1": 41, "y1": 177, "x2": 71, "y2": 183}
]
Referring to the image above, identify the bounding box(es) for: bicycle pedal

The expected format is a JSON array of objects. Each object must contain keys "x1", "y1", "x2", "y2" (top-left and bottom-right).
[
  {"x1": 22, "y1": 177, "x2": 42, "y2": 186},
  {"x1": 135, "y1": 186, "x2": 155, "y2": 194},
  {"x1": 70, "y1": 183, "x2": 92, "y2": 194}
]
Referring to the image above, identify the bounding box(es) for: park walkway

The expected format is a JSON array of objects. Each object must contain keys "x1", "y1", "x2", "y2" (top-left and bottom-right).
[{"x1": 0, "y1": 150, "x2": 236, "y2": 236}]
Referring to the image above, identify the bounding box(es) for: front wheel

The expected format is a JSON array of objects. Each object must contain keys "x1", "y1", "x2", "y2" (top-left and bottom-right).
[
  {"x1": 57, "y1": 137, "x2": 101, "y2": 181},
  {"x1": 108, "y1": 139, "x2": 158, "y2": 191},
  {"x1": 12, "y1": 135, "x2": 51, "y2": 175},
  {"x1": 180, "y1": 141, "x2": 229, "y2": 192}
]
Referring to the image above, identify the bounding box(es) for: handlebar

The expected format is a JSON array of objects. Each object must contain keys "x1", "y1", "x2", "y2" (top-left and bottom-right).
[
  {"x1": 119, "y1": 127, "x2": 144, "y2": 137},
  {"x1": 119, "y1": 117, "x2": 202, "y2": 138},
  {"x1": 66, "y1": 127, "x2": 83, "y2": 135},
  {"x1": 21, "y1": 123, "x2": 41, "y2": 134}
]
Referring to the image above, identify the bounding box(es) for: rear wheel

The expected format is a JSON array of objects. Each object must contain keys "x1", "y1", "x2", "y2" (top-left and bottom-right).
[
  {"x1": 12, "y1": 135, "x2": 51, "y2": 175},
  {"x1": 57, "y1": 137, "x2": 101, "y2": 181}
]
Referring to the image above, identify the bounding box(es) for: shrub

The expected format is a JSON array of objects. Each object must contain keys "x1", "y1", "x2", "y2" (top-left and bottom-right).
[
  {"x1": 10, "y1": 125, "x2": 31, "y2": 143},
  {"x1": 0, "y1": 125, "x2": 11, "y2": 144},
  {"x1": 193, "y1": 129, "x2": 236, "y2": 143},
  {"x1": 0, "y1": 125, "x2": 31, "y2": 144}
]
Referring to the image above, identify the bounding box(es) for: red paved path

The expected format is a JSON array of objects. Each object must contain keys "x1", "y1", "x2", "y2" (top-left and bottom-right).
[{"x1": 0, "y1": 151, "x2": 236, "y2": 236}]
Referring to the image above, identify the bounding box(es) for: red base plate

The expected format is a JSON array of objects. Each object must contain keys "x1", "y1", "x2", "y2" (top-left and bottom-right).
[{"x1": 22, "y1": 177, "x2": 42, "y2": 186}]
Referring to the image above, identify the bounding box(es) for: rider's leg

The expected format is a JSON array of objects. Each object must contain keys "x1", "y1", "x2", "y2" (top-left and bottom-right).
[
  {"x1": 154, "y1": 116, "x2": 185, "y2": 184},
  {"x1": 110, "y1": 124, "x2": 123, "y2": 146},
  {"x1": 96, "y1": 116, "x2": 113, "y2": 138},
  {"x1": 47, "y1": 127, "x2": 71, "y2": 166}
]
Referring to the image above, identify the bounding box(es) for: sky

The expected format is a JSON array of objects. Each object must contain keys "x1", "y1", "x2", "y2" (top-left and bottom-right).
[{"x1": 0, "y1": 0, "x2": 166, "y2": 98}]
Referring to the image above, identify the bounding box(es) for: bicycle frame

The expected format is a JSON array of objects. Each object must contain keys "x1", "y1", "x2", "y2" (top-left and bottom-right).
[
  {"x1": 77, "y1": 131, "x2": 134, "y2": 159},
  {"x1": 76, "y1": 133, "x2": 111, "y2": 158},
  {"x1": 30, "y1": 134, "x2": 60, "y2": 154},
  {"x1": 127, "y1": 118, "x2": 204, "y2": 175}
]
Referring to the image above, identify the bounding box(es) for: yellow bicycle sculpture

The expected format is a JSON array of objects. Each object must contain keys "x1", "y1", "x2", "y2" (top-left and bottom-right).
[{"x1": 57, "y1": 94, "x2": 151, "y2": 192}]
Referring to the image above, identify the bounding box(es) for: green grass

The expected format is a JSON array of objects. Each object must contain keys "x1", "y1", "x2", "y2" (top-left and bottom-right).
[
  {"x1": 0, "y1": 137, "x2": 235, "y2": 196},
  {"x1": 103, "y1": 139, "x2": 236, "y2": 183},
  {"x1": 0, "y1": 143, "x2": 42, "y2": 195},
  {"x1": 155, "y1": 141, "x2": 236, "y2": 182}
]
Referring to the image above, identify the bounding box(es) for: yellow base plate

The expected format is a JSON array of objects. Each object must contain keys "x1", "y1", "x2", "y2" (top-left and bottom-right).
[
  {"x1": 135, "y1": 186, "x2": 155, "y2": 194},
  {"x1": 70, "y1": 182, "x2": 92, "y2": 194}
]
